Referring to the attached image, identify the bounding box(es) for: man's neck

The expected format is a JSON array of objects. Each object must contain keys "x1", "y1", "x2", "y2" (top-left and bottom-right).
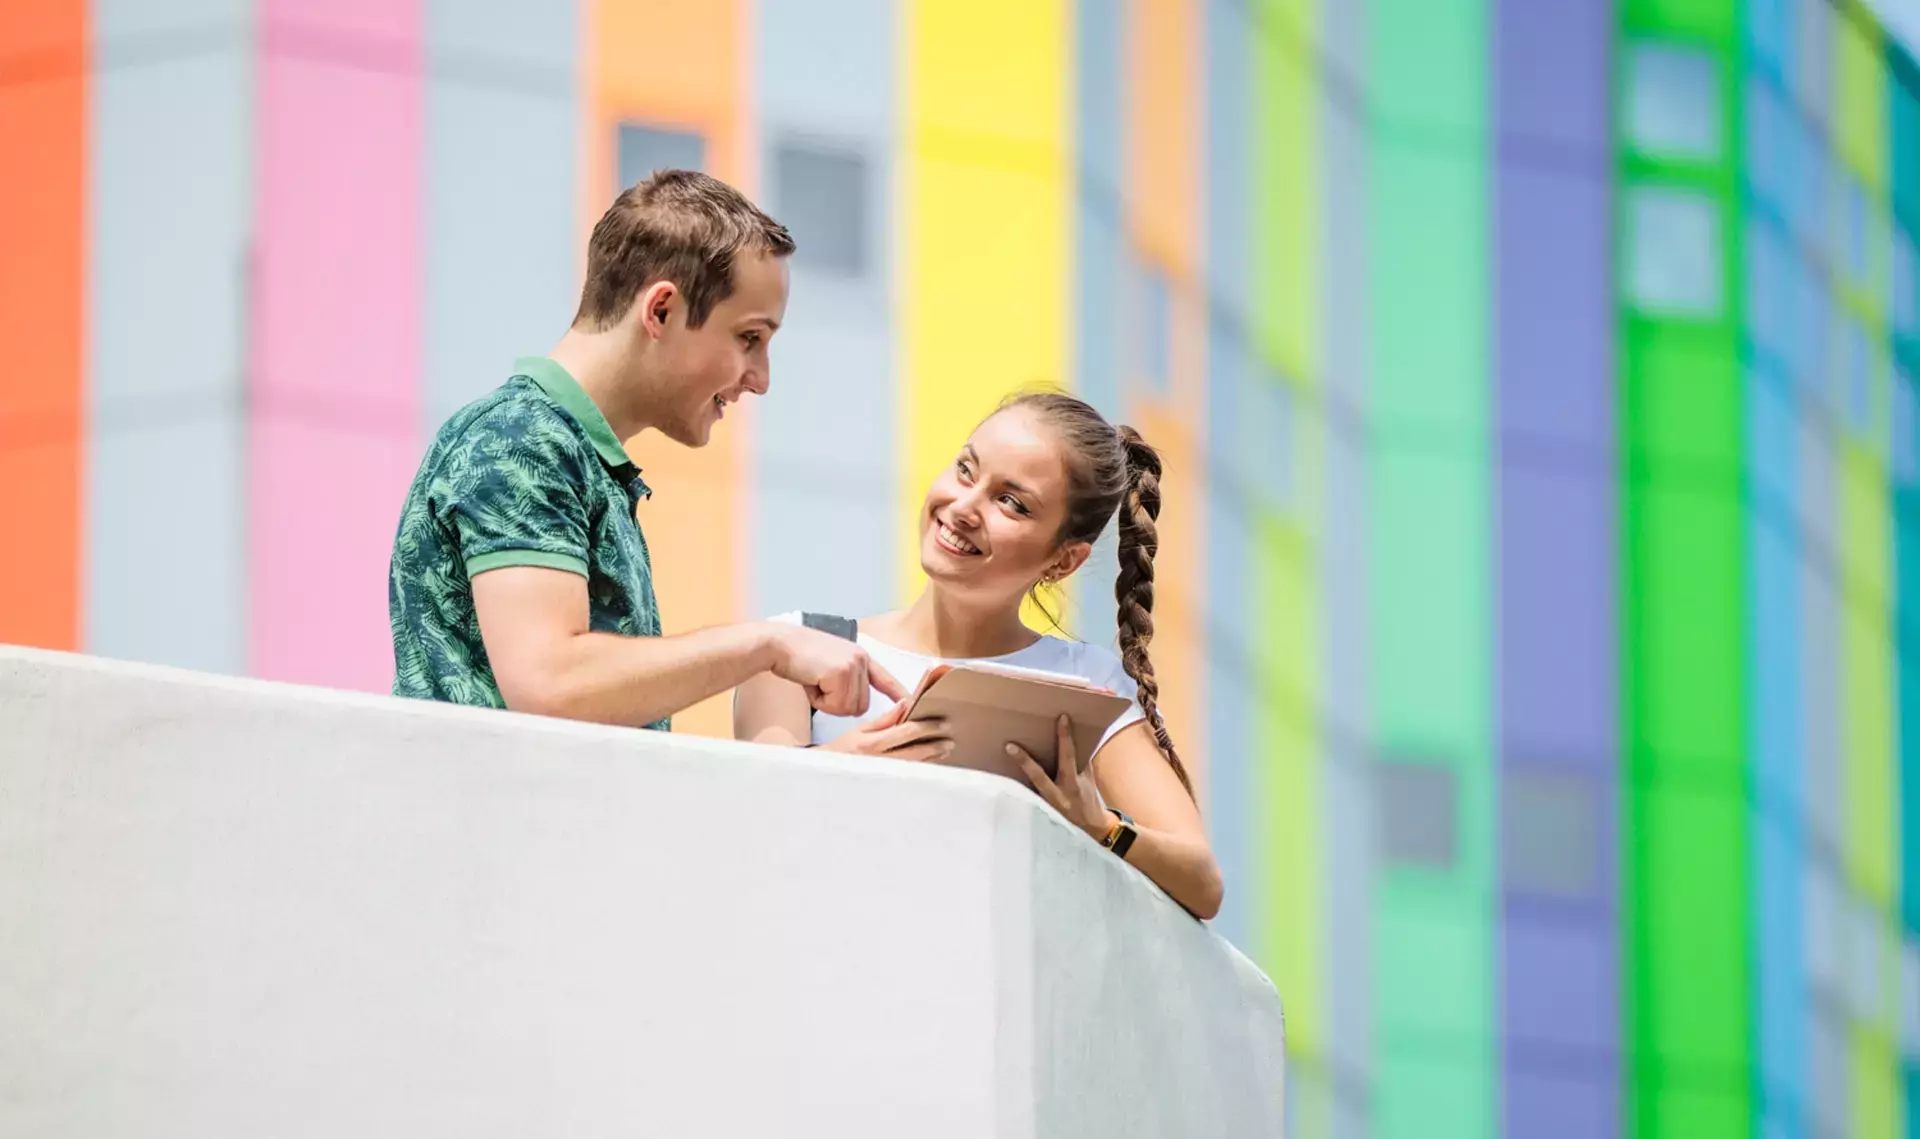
[{"x1": 547, "y1": 327, "x2": 657, "y2": 442}]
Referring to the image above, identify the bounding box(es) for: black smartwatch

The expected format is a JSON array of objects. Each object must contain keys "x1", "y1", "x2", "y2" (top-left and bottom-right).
[{"x1": 1100, "y1": 808, "x2": 1138, "y2": 859}]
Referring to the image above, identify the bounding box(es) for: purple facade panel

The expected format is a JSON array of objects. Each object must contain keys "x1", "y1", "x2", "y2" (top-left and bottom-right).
[{"x1": 1496, "y1": 2, "x2": 1617, "y2": 1135}]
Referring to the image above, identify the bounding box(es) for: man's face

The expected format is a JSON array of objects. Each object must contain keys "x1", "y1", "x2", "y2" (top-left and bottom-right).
[{"x1": 651, "y1": 250, "x2": 789, "y2": 448}]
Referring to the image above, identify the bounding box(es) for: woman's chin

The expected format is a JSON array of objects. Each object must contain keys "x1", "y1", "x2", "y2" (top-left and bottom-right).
[{"x1": 920, "y1": 544, "x2": 979, "y2": 580}]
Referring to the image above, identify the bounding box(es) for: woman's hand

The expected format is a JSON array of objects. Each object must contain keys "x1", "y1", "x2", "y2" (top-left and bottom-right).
[
  {"x1": 1009, "y1": 716, "x2": 1112, "y2": 842},
  {"x1": 822, "y1": 700, "x2": 955, "y2": 761}
]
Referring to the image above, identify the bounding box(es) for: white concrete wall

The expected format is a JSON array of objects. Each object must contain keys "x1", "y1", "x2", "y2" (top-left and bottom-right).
[{"x1": 0, "y1": 646, "x2": 1284, "y2": 1138}]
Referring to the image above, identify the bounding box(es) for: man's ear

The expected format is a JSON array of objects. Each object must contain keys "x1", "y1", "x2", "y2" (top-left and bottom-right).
[{"x1": 637, "y1": 281, "x2": 679, "y2": 338}]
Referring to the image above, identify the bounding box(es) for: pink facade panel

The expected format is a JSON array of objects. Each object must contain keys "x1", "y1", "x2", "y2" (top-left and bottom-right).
[{"x1": 250, "y1": 11, "x2": 422, "y2": 691}]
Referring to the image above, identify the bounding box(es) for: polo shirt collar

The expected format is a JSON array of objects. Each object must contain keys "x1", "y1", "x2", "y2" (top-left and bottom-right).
[{"x1": 514, "y1": 355, "x2": 637, "y2": 473}]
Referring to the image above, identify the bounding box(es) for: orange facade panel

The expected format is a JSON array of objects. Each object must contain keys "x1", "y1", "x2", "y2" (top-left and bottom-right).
[
  {"x1": 585, "y1": 0, "x2": 752, "y2": 738},
  {"x1": 0, "y1": 1, "x2": 85, "y2": 649},
  {"x1": 1127, "y1": 0, "x2": 1200, "y2": 272}
]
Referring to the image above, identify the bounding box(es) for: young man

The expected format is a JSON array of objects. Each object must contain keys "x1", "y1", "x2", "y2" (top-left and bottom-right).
[{"x1": 389, "y1": 170, "x2": 903, "y2": 729}]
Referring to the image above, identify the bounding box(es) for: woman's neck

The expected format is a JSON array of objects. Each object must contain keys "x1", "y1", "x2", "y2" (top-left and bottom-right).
[{"x1": 887, "y1": 586, "x2": 1041, "y2": 660}]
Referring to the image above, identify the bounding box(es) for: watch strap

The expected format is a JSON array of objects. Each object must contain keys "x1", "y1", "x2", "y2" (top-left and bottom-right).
[{"x1": 1101, "y1": 808, "x2": 1138, "y2": 859}]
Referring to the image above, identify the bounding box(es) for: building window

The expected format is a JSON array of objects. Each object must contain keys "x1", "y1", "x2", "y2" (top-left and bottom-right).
[
  {"x1": 1803, "y1": 859, "x2": 1841, "y2": 994},
  {"x1": 1502, "y1": 766, "x2": 1601, "y2": 899},
  {"x1": 1747, "y1": 217, "x2": 1789, "y2": 361},
  {"x1": 1847, "y1": 898, "x2": 1886, "y2": 1023},
  {"x1": 1901, "y1": 937, "x2": 1920, "y2": 1061},
  {"x1": 1895, "y1": 226, "x2": 1917, "y2": 338},
  {"x1": 772, "y1": 140, "x2": 869, "y2": 279},
  {"x1": 1794, "y1": 120, "x2": 1832, "y2": 255},
  {"x1": 1894, "y1": 369, "x2": 1916, "y2": 486},
  {"x1": 1748, "y1": 0, "x2": 1788, "y2": 76},
  {"x1": 1845, "y1": 316, "x2": 1873, "y2": 434},
  {"x1": 1625, "y1": 43, "x2": 1722, "y2": 161},
  {"x1": 617, "y1": 124, "x2": 706, "y2": 191},
  {"x1": 1795, "y1": 0, "x2": 1832, "y2": 126},
  {"x1": 1745, "y1": 77, "x2": 1788, "y2": 209},
  {"x1": 1139, "y1": 267, "x2": 1173, "y2": 396},
  {"x1": 1796, "y1": 270, "x2": 1832, "y2": 403},
  {"x1": 1844, "y1": 175, "x2": 1871, "y2": 284},
  {"x1": 1248, "y1": 368, "x2": 1294, "y2": 515},
  {"x1": 1627, "y1": 186, "x2": 1723, "y2": 317},
  {"x1": 1375, "y1": 760, "x2": 1457, "y2": 871}
]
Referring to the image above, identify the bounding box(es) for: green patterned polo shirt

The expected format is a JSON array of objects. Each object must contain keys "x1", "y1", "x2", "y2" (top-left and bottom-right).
[{"x1": 388, "y1": 356, "x2": 667, "y2": 730}]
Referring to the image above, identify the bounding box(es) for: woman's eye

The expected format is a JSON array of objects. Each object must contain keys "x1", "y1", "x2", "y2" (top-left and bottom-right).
[
  {"x1": 740, "y1": 333, "x2": 760, "y2": 348},
  {"x1": 1001, "y1": 495, "x2": 1030, "y2": 515}
]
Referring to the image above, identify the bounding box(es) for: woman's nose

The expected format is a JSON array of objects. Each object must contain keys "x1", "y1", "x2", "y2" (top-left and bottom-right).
[{"x1": 949, "y1": 489, "x2": 986, "y2": 525}]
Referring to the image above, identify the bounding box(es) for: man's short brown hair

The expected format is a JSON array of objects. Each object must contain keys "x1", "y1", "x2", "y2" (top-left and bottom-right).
[{"x1": 573, "y1": 169, "x2": 795, "y2": 331}]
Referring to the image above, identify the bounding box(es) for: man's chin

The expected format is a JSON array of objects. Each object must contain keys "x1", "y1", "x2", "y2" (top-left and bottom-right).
[{"x1": 663, "y1": 416, "x2": 716, "y2": 449}]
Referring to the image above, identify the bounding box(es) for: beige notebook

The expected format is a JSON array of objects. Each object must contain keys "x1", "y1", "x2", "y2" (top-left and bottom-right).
[{"x1": 900, "y1": 661, "x2": 1134, "y2": 785}]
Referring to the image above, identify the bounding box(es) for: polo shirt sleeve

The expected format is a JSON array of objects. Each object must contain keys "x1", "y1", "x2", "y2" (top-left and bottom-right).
[{"x1": 436, "y1": 405, "x2": 593, "y2": 579}]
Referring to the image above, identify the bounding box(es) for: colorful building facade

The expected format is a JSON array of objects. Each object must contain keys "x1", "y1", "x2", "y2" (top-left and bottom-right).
[{"x1": 3, "y1": 0, "x2": 1918, "y2": 1134}]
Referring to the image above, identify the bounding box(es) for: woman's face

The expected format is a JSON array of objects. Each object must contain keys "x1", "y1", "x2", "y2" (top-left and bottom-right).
[{"x1": 919, "y1": 406, "x2": 1089, "y2": 605}]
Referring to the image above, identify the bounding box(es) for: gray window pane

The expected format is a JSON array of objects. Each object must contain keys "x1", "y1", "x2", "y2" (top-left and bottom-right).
[
  {"x1": 1894, "y1": 369, "x2": 1916, "y2": 486},
  {"x1": 1747, "y1": 217, "x2": 1789, "y2": 357},
  {"x1": 1502, "y1": 767, "x2": 1600, "y2": 898},
  {"x1": 1374, "y1": 761, "x2": 1456, "y2": 870},
  {"x1": 1749, "y1": 0, "x2": 1787, "y2": 72},
  {"x1": 1901, "y1": 938, "x2": 1920, "y2": 1059},
  {"x1": 773, "y1": 140, "x2": 868, "y2": 278},
  {"x1": 1804, "y1": 858, "x2": 1841, "y2": 995},
  {"x1": 1796, "y1": 267, "x2": 1831, "y2": 399},
  {"x1": 1626, "y1": 43, "x2": 1721, "y2": 161},
  {"x1": 1795, "y1": 0, "x2": 1832, "y2": 125},
  {"x1": 1846, "y1": 898, "x2": 1886, "y2": 1023},
  {"x1": 1142, "y1": 268, "x2": 1172, "y2": 394},
  {"x1": 1796, "y1": 123, "x2": 1833, "y2": 256},
  {"x1": 1745, "y1": 76, "x2": 1787, "y2": 207},
  {"x1": 1844, "y1": 317, "x2": 1873, "y2": 432},
  {"x1": 1895, "y1": 227, "x2": 1917, "y2": 337},
  {"x1": 1627, "y1": 186, "x2": 1723, "y2": 317},
  {"x1": 1810, "y1": 1000, "x2": 1849, "y2": 1134},
  {"x1": 1844, "y1": 176, "x2": 1870, "y2": 283},
  {"x1": 1245, "y1": 368, "x2": 1293, "y2": 514},
  {"x1": 617, "y1": 124, "x2": 705, "y2": 192}
]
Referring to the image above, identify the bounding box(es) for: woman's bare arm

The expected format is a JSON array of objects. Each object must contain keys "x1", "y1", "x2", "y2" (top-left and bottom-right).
[{"x1": 1089, "y1": 722, "x2": 1225, "y2": 919}]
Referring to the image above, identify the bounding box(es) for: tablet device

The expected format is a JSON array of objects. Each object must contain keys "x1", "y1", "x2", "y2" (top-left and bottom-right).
[{"x1": 899, "y1": 661, "x2": 1134, "y2": 785}]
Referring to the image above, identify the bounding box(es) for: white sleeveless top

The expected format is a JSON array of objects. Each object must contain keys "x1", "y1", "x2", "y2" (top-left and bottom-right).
[{"x1": 770, "y1": 612, "x2": 1148, "y2": 755}]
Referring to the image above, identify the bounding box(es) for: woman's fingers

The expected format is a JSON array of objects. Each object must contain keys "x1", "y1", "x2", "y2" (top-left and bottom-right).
[
  {"x1": 1052, "y1": 715, "x2": 1078, "y2": 783},
  {"x1": 893, "y1": 739, "x2": 958, "y2": 763},
  {"x1": 868, "y1": 700, "x2": 912, "y2": 729},
  {"x1": 879, "y1": 716, "x2": 948, "y2": 750},
  {"x1": 1011, "y1": 746, "x2": 1070, "y2": 813}
]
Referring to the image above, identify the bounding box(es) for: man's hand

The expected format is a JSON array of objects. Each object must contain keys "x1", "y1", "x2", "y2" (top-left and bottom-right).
[{"x1": 764, "y1": 623, "x2": 908, "y2": 718}]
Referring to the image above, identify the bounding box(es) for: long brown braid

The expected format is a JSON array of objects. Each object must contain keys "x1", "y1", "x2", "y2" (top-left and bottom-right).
[{"x1": 994, "y1": 392, "x2": 1194, "y2": 798}]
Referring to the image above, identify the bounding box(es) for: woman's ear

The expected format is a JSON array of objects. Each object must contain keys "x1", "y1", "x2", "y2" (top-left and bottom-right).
[{"x1": 1048, "y1": 540, "x2": 1093, "y2": 582}]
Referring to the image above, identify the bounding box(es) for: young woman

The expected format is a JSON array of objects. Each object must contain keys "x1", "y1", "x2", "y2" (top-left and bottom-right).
[{"x1": 732, "y1": 392, "x2": 1223, "y2": 919}]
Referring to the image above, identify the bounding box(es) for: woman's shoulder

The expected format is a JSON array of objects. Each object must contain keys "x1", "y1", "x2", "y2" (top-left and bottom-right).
[
  {"x1": 1028, "y1": 635, "x2": 1132, "y2": 688},
  {"x1": 765, "y1": 609, "x2": 895, "y2": 628}
]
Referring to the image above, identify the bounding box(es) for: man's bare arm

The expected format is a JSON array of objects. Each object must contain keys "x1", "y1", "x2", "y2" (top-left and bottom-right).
[{"x1": 472, "y1": 566, "x2": 902, "y2": 727}]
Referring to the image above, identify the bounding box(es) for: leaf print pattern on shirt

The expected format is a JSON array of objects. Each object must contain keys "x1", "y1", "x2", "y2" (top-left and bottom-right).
[{"x1": 388, "y1": 376, "x2": 668, "y2": 730}]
